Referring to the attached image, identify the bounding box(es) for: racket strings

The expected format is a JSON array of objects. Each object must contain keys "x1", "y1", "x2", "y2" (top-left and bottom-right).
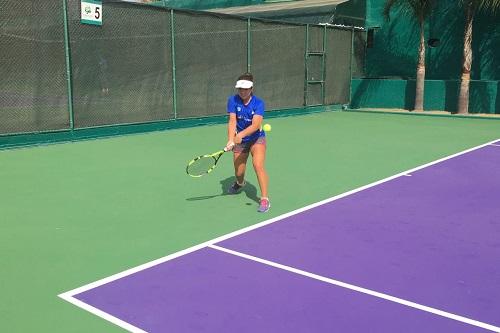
[{"x1": 187, "y1": 156, "x2": 217, "y2": 176}]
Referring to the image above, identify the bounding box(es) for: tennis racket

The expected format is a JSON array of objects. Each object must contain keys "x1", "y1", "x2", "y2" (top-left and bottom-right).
[{"x1": 186, "y1": 147, "x2": 230, "y2": 177}]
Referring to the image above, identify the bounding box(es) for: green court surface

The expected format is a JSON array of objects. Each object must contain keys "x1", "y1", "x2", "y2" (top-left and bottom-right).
[{"x1": 1, "y1": 111, "x2": 499, "y2": 332}]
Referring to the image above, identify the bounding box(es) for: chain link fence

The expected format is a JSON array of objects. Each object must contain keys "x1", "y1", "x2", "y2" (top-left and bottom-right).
[{"x1": 1, "y1": 0, "x2": 354, "y2": 136}]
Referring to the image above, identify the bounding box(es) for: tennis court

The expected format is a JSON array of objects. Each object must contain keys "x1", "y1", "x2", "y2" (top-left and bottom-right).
[{"x1": 1, "y1": 110, "x2": 499, "y2": 332}]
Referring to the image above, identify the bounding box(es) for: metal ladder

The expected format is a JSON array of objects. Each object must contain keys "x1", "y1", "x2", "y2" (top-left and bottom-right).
[{"x1": 305, "y1": 24, "x2": 326, "y2": 106}]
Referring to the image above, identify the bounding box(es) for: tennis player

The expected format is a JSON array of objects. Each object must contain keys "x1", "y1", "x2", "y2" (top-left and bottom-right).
[{"x1": 225, "y1": 73, "x2": 270, "y2": 213}]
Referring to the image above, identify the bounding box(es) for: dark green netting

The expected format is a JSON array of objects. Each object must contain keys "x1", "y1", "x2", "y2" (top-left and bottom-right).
[
  {"x1": 0, "y1": 0, "x2": 69, "y2": 134},
  {"x1": 251, "y1": 21, "x2": 306, "y2": 110},
  {"x1": 0, "y1": 2, "x2": 353, "y2": 136},
  {"x1": 174, "y1": 12, "x2": 247, "y2": 119},
  {"x1": 325, "y1": 28, "x2": 352, "y2": 105},
  {"x1": 67, "y1": 1, "x2": 173, "y2": 128}
]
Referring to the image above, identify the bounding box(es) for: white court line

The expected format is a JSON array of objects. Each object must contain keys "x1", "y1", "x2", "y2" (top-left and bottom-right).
[
  {"x1": 58, "y1": 138, "x2": 500, "y2": 330},
  {"x1": 491, "y1": 143, "x2": 500, "y2": 147},
  {"x1": 58, "y1": 294, "x2": 147, "y2": 333},
  {"x1": 210, "y1": 244, "x2": 500, "y2": 333}
]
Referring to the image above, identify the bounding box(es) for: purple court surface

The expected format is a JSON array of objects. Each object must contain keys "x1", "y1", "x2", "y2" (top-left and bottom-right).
[{"x1": 62, "y1": 142, "x2": 500, "y2": 333}]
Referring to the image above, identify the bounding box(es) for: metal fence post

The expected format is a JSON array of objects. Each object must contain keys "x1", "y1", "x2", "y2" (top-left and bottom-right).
[
  {"x1": 62, "y1": 0, "x2": 74, "y2": 130},
  {"x1": 349, "y1": 27, "x2": 354, "y2": 107},
  {"x1": 247, "y1": 18, "x2": 251, "y2": 73},
  {"x1": 170, "y1": 9, "x2": 177, "y2": 120}
]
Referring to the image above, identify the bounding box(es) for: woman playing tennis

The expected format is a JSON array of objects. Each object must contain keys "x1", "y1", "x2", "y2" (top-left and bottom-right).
[{"x1": 225, "y1": 73, "x2": 270, "y2": 213}]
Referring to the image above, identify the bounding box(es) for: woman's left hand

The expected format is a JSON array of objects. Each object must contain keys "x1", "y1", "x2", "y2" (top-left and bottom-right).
[{"x1": 234, "y1": 134, "x2": 243, "y2": 144}]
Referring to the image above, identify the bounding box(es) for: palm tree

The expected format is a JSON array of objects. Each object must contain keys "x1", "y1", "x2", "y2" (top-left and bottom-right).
[
  {"x1": 457, "y1": 0, "x2": 500, "y2": 114},
  {"x1": 383, "y1": 0, "x2": 437, "y2": 111}
]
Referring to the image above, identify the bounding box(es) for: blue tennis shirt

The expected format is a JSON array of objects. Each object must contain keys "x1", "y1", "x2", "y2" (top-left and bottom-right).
[{"x1": 227, "y1": 94, "x2": 266, "y2": 143}]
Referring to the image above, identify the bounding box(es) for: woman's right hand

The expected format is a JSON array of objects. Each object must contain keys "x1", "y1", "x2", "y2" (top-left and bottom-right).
[{"x1": 225, "y1": 140, "x2": 235, "y2": 151}]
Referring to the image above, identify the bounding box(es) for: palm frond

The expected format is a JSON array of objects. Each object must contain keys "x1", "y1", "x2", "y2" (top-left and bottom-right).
[
  {"x1": 383, "y1": 0, "x2": 404, "y2": 21},
  {"x1": 478, "y1": 0, "x2": 500, "y2": 13},
  {"x1": 383, "y1": 0, "x2": 437, "y2": 22},
  {"x1": 460, "y1": 0, "x2": 500, "y2": 13}
]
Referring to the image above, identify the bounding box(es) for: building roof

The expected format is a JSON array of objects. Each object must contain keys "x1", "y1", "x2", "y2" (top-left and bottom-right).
[
  {"x1": 208, "y1": 0, "x2": 349, "y2": 24},
  {"x1": 209, "y1": 0, "x2": 348, "y2": 15}
]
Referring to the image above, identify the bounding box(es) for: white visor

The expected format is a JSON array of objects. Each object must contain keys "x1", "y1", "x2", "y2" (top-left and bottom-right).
[{"x1": 235, "y1": 79, "x2": 253, "y2": 89}]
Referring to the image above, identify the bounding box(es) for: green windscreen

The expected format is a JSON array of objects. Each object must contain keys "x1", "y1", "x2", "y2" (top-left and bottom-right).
[
  {"x1": 352, "y1": 30, "x2": 367, "y2": 78},
  {"x1": 0, "y1": 0, "x2": 69, "y2": 134},
  {"x1": 251, "y1": 21, "x2": 306, "y2": 110},
  {"x1": 174, "y1": 12, "x2": 247, "y2": 119},
  {"x1": 67, "y1": 1, "x2": 173, "y2": 128},
  {"x1": 1, "y1": 1, "x2": 355, "y2": 139},
  {"x1": 325, "y1": 28, "x2": 353, "y2": 105}
]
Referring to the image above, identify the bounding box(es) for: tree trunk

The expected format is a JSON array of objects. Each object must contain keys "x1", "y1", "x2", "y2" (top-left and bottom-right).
[
  {"x1": 457, "y1": 4, "x2": 474, "y2": 114},
  {"x1": 414, "y1": 20, "x2": 426, "y2": 111}
]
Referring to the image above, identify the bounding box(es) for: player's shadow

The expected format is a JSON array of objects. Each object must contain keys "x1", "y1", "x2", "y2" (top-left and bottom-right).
[{"x1": 186, "y1": 176, "x2": 260, "y2": 204}]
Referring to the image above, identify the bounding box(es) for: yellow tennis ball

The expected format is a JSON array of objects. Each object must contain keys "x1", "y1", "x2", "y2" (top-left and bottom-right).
[{"x1": 263, "y1": 124, "x2": 271, "y2": 132}]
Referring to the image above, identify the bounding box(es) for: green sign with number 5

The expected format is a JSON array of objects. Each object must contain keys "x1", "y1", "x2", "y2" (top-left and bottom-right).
[{"x1": 81, "y1": 0, "x2": 102, "y2": 26}]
